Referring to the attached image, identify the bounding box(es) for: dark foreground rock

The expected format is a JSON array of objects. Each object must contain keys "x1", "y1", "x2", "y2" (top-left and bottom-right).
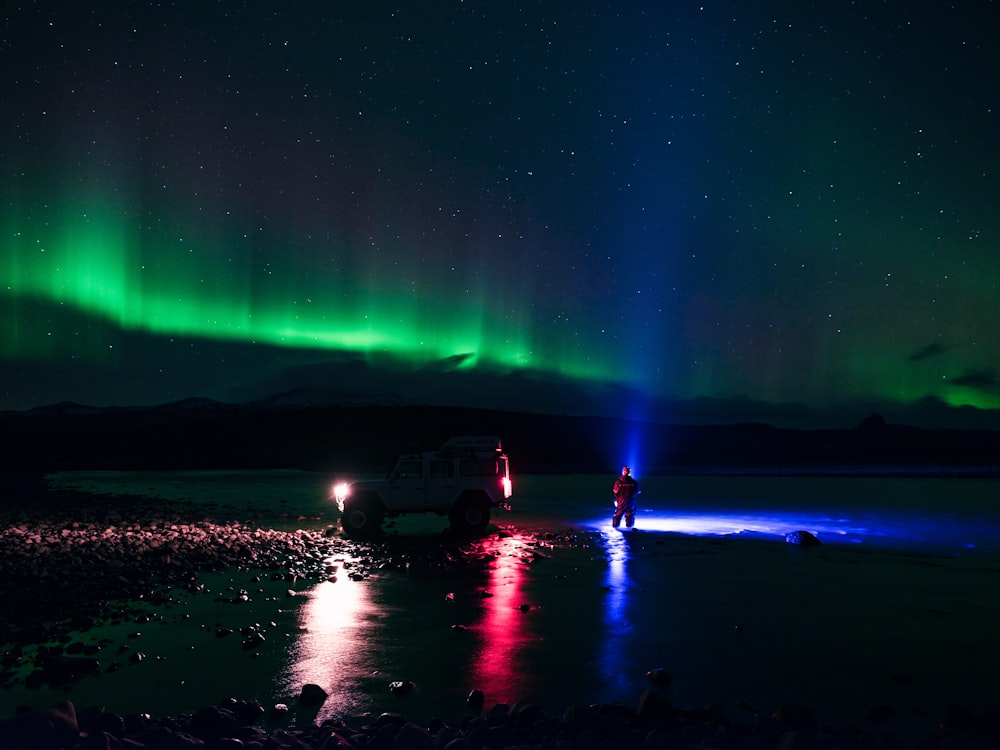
[{"x1": 2, "y1": 691, "x2": 998, "y2": 750}]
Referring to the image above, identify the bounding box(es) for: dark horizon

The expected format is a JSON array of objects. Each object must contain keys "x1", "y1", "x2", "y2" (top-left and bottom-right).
[
  {"x1": 4, "y1": 396, "x2": 1000, "y2": 480},
  {"x1": 4, "y1": 352, "x2": 1000, "y2": 433}
]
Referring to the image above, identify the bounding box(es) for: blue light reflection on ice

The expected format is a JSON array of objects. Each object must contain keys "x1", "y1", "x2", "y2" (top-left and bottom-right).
[
  {"x1": 588, "y1": 510, "x2": 868, "y2": 542},
  {"x1": 503, "y1": 474, "x2": 1000, "y2": 555},
  {"x1": 584, "y1": 496, "x2": 999, "y2": 716},
  {"x1": 598, "y1": 529, "x2": 633, "y2": 697},
  {"x1": 581, "y1": 508, "x2": 987, "y2": 551}
]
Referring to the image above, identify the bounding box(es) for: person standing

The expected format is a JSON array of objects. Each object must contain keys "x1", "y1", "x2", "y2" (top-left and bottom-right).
[{"x1": 612, "y1": 466, "x2": 640, "y2": 528}]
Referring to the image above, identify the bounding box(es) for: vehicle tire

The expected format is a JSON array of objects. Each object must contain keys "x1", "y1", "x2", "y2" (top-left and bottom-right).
[
  {"x1": 341, "y1": 496, "x2": 384, "y2": 538},
  {"x1": 449, "y1": 497, "x2": 490, "y2": 534}
]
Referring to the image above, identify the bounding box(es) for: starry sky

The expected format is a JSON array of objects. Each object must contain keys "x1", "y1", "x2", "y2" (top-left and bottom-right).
[{"x1": 2, "y1": 2, "x2": 999, "y2": 428}]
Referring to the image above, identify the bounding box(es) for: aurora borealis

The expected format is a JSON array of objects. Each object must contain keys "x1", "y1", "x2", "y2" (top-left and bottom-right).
[{"x1": 2, "y1": 3, "x2": 999, "y2": 427}]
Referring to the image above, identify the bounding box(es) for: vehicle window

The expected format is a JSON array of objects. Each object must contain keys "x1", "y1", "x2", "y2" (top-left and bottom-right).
[
  {"x1": 430, "y1": 460, "x2": 453, "y2": 478},
  {"x1": 395, "y1": 460, "x2": 423, "y2": 479},
  {"x1": 459, "y1": 458, "x2": 498, "y2": 476}
]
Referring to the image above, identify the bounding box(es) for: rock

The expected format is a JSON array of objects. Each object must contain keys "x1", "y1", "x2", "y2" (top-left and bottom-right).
[
  {"x1": 9, "y1": 701, "x2": 80, "y2": 748},
  {"x1": 394, "y1": 722, "x2": 434, "y2": 750},
  {"x1": 485, "y1": 703, "x2": 511, "y2": 723},
  {"x1": 389, "y1": 680, "x2": 416, "y2": 696},
  {"x1": 374, "y1": 722, "x2": 402, "y2": 747},
  {"x1": 233, "y1": 698, "x2": 265, "y2": 724},
  {"x1": 189, "y1": 704, "x2": 240, "y2": 741},
  {"x1": 562, "y1": 703, "x2": 599, "y2": 732},
  {"x1": 372, "y1": 712, "x2": 407, "y2": 729},
  {"x1": 77, "y1": 706, "x2": 127, "y2": 739},
  {"x1": 636, "y1": 688, "x2": 673, "y2": 722},
  {"x1": 159, "y1": 730, "x2": 204, "y2": 746},
  {"x1": 299, "y1": 682, "x2": 329, "y2": 706},
  {"x1": 509, "y1": 700, "x2": 546, "y2": 727},
  {"x1": 784, "y1": 530, "x2": 821, "y2": 546},
  {"x1": 646, "y1": 667, "x2": 671, "y2": 689},
  {"x1": 467, "y1": 688, "x2": 485, "y2": 709},
  {"x1": 271, "y1": 703, "x2": 290, "y2": 720},
  {"x1": 326, "y1": 729, "x2": 362, "y2": 750},
  {"x1": 595, "y1": 702, "x2": 636, "y2": 724}
]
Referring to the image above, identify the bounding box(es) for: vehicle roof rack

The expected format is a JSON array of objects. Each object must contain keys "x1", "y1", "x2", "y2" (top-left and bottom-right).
[{"x1": 438, "y1": 435, "x2": 503, "y2": 453}]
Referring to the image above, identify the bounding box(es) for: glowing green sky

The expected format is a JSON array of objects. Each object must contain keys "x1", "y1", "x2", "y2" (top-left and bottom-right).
[
  {"x1": 5, "y1": 198, "x2": 513, "y2": 364},
  {"x1": 2, "y1": 2, "x2": 999, "y2": 426}
]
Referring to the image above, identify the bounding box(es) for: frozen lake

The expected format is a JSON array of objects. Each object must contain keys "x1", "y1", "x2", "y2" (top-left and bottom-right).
[
  {"x1": 45, "y1": 469, "x2": 1000, "y2": 552},
  {"x1": 5, "y1": 470, "x2": 1000, "y2": 742}
]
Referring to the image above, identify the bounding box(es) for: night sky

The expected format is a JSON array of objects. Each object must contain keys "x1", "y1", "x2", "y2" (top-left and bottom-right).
[{"x1": 3, "y1": 3, "x2": 999, "y2": 428}]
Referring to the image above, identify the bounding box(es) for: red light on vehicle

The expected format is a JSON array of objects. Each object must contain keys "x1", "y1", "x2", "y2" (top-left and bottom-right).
[{"x1": 502, "y1": 476, "x2": 512, "y2": 499}]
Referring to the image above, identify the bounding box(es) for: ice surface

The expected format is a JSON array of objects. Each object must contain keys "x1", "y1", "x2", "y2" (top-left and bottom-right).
[{"x1": 7, "y1": 470, "x2": 998, "y2": 741}]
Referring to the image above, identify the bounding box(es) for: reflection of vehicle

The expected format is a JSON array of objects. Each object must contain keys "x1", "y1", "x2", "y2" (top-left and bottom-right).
[{"x1": 332, "y1": 436, "x2": 513, "y2": 537}]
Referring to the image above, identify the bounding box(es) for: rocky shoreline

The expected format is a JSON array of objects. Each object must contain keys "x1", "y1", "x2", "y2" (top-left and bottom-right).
[
  {"x1": 0, "y1": 489, "x2": 347, "y2": 636},
  {"x1": 2, "y1": 488, "x2": 998, "y2": 749},
  {"x1": 3, "y1": 682, "x2": 998, "y2": 749}
]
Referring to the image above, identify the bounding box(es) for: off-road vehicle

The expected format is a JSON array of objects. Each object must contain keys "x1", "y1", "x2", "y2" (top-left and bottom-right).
[{"x1": 332, "y1": 436, "x2": 512, "y2": 536}]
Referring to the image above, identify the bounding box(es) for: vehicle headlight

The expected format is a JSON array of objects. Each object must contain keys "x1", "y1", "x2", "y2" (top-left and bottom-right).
[{"x1": 332, "y1": 482, "x2": 350, "y2": 511}]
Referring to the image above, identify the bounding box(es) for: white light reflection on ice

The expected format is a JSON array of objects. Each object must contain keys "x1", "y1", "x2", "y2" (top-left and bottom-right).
[{"x1": 278, "y1": 557, "x2": 376, "y2": 721}]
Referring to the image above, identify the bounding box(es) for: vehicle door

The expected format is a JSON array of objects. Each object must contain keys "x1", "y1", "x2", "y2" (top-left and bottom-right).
[
  {"x1": 425, "y1": 458, "x2": 457, "y2": 508},
  {"x1": 389, "y1": 459, "x2": 426, "y2": 506}
]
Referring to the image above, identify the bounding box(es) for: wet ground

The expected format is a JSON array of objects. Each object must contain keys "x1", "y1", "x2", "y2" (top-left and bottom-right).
[{"x1": 2, "y1": 471, "x2": 1000, "y2": 747}]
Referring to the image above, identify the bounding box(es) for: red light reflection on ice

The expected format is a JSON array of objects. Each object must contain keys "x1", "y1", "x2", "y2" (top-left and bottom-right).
[{"x1": 469, "y1": 533, "x2": 534, "y2": 704}]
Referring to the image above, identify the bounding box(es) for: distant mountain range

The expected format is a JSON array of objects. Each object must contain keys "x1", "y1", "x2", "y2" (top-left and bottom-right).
[
  {"x1": 20, "y1": 387, "x2": 416, "y2": 416},
  {"x1": 2, "y1": 390, "x2": 999, "y2": 476}
]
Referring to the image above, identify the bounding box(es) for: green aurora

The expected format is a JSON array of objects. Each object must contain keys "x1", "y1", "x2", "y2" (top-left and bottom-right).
[
  {"x1": 2, "y1": 2, "x2": 999, "y2": 425},
  {"x1": 4, "y1": 191, "x2": 997, "y2": 415},
  {"x1": 2, "y1": 194, "x2": 612, "y2": 384}
]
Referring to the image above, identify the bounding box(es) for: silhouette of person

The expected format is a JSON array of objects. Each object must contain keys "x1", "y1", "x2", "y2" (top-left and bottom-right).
[{"x1": 612, "y1": 466, "x2": 640, "y2": 528}]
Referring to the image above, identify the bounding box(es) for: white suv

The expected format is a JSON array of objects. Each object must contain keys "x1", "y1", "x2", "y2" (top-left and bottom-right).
[{"x1": 332, "y1": 436, "x2": 513, "y2": 536}]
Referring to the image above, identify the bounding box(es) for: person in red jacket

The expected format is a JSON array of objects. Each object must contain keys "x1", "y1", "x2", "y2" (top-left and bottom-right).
[{"x1": 612, "y1": 466, "x2": 640, "y2": 528}]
